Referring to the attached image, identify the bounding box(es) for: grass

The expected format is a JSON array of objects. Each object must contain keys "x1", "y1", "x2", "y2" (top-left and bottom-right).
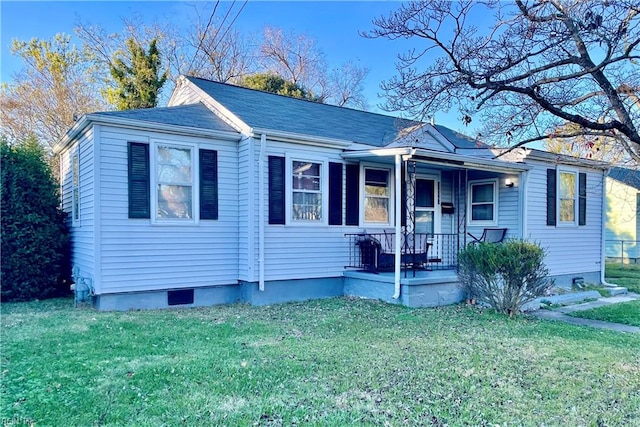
[
  {"x1": 606, "y1": 263, "x2": 640, "y2": 294},
  {"x1": 2, "y1": 297, "x2": 640, "y2": 427},
  {"x1": 569, "y1": 300, "x2": 640, "y2": 327}
]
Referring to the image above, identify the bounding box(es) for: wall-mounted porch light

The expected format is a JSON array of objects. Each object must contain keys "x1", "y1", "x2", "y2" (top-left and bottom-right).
[{"x1": 505, "y1": 178, "x2": 515, "y2": 188}]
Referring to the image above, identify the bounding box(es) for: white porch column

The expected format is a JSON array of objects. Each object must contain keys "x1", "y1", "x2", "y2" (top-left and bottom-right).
[{"x1": 393, "y1": 154, "x2": 402, "y2": 299}]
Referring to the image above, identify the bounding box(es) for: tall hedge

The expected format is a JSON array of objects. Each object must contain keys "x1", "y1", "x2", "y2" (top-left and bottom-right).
[{"x1": 1, "y1": 137, "x2": 71, "y2": 301}]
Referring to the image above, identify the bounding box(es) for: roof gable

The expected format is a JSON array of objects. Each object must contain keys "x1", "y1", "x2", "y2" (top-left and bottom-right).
[{"x1": 182, "y1": 76, "x2": 486, "y2": 151}]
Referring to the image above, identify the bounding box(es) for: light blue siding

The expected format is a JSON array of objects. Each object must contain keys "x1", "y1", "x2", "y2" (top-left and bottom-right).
[
  {"x1": 61, "y1": 128, "x2": 95, "y2": 291},
  {"x1": 525, "y1": 160, "x2": 604, "y2": 279},
  {"x1": 97, "y1": 124, "x2": 240, "y2": 294}
]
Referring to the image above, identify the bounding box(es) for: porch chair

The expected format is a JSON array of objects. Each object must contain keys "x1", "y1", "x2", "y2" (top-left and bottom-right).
[{"x1": 467, "y1": 228, "x2": 507, "y2": 245}]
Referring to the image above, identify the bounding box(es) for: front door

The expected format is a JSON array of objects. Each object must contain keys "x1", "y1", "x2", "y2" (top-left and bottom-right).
[{"x1": 415, "y1": 176, "x2": 440, "y2": 235}]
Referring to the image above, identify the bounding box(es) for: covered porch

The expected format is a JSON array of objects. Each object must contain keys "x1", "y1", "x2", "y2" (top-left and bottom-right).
[{"x1": 341, "y1": 146, "x2": 530, "y2": 306}]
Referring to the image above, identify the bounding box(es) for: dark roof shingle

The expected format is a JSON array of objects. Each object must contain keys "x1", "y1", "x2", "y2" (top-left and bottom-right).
[{"x1": 95, "y1": 102, "x2": 237, "y2": 133}]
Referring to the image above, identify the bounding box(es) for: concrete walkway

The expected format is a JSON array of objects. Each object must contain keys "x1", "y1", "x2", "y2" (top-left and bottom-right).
[{"x1": 528, "y1": 293, "x2": 639, "y2": 333}]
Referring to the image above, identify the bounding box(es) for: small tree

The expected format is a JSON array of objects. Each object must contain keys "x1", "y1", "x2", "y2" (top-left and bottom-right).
[
  {"x1": 238, "y1": 73, "x2": 318, "y2": 101},
  {"x1": 458, "y1": 240, "x2": 553, "y2": 317},
  {"x1": 108, "y1": 37, "x2": 168, "y2": 110},
  {"x1": 1, "y1": 137, "x2": 71, "y2": 301}
]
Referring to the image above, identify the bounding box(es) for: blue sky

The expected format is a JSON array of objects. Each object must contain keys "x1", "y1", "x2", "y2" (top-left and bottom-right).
[{"x1": 0, "y1": 1, "x2": 467, "y2": 129}]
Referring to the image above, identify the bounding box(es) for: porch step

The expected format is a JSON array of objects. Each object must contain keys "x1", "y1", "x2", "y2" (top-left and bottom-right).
[{"x1": 603, "y1": 286, "x2": 628, "y2": 296}]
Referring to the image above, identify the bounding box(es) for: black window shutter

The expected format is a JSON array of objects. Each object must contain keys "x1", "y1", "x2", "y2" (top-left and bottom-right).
[
  {"x1": 128, "y1": 142, "x2": 150, "y2": 219},
  {"x1": 546, "y1": 168, "x2": 556, "y2": 226},
  {"x1": 199, "y1": 149, "x2": 218, "y2": 220},
  {"x1": 578, "y1": 172, "x2": 587, "y2": 226},
  {"x1": 268, "y1": 156, "x2": 285, "y2": 225},
  {"x1": 345, "y1": 164, "x2": 359, "y2": 226},
  {"x1": 329, "y1": 162, "x2": 343, "y2": 225}
]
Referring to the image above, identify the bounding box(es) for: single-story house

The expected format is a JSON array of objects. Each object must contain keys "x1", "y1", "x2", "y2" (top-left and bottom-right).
[
  {"x1": 55, "y1": 75, "x2": 611, "y2": 311},
  {"x1": 605, "y1": 166, "x2": 640, "y2": 262}
]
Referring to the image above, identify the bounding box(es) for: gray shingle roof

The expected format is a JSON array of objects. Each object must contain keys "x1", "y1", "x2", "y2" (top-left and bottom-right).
[
  {"x1": 608, "y1": 167, "x2": 640, "y2": 189},
  {"x1": 186, "y1": 76, "x2": 427, "y2": 147},
  {"x1": 95, "y1": 102, "x2": 237, "y2": 133},
  {"x1": 433, "y1": 125, "x2": 488, "y2": 149}
]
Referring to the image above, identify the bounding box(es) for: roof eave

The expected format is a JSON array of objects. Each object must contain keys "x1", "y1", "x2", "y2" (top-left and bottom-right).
[
  {"x1": 54, "y1": 113, "x2": 242, "y2": 154},
  {"x1": 251, "y1": 127, "x2": 352, "y2": 148},
  {"x1": 342, "y1": 147, "x2": 531, "y2": 172}
]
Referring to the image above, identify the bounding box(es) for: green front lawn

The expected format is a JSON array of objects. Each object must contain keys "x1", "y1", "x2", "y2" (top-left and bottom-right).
[
  {"x1": 606, "y1": 263, "x2": 640, "y2": 293},
  {"x1": 2, "y1": 298, "x2": 639, "y2": 426},
  {"x1": 569, "y1": 300, "x2": 640, "y2": 327}
]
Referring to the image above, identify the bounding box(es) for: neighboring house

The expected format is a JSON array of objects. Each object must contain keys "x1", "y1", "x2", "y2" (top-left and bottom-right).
[
  {"x1": 55, "y1": 75, "x2": 611, "y2": 311},
  {"x1": 605, "y1": 167, "x2": 640, "y2": 263}
]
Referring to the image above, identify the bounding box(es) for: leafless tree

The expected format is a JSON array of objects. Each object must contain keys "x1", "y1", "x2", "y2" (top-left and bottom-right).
[
  {"x1": 366, "y1": 0, "x2": 640, "y2": 161},
  {"x1": 259, "y1": 26, "x2": 370, "y2": 108},
  {"x1": 327, "y1": 61, "x2": 369, "y2": 109},
  {"x1": 180, "y1": 1, "x2": 254, "y2": 82}
]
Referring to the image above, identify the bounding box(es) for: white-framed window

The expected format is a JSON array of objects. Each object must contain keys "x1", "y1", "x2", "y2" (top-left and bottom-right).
[
  {"x1": 558, "y1": 169, "x2": 577, "y2": 225},
  {"x1": 362, "y1": 166, "x2": 393, "y2": 226},
  {"x1": 467, "y1": 179, "x2": 498, "y2": 225},
  {"x1": 72, "y1": 151, "x2": 80, "y2": 225},
  {"x1": 152, "y1": 142, "x2": 197, "y2": 223},
  {"x1": 291, "y1": 160, "x2": 323, "y2": 222}
]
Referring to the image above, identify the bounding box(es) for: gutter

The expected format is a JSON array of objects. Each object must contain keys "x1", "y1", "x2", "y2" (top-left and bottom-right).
[
  {"x1": 54, "y1": 113, "x2": 242, "y2": 154},
  {"x1": 600, "y1": 168, "x2": 618, "y2": 287},
  {"x1": 251, "y1": 127, "x2": 352, "y2": 148},
  {"x1": 342, "y1": 147, "x2": 530, "y2": 173}
]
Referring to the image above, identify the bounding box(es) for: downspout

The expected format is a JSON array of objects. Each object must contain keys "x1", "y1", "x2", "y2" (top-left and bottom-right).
[
  {"x1": 259, "y1": 134, "x2": 266, "y2": 291},
  {"x1": 393, "y1": 154, "x2": 402, "y2": 299},
  {"x1": 600, "y1": 168, "x2": 618, "y2": 287}
]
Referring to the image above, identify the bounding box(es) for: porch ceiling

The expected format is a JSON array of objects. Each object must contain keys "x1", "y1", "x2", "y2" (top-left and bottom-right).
[{"x1": 341, "y1": 147, "x2": 531, "y2": 173}]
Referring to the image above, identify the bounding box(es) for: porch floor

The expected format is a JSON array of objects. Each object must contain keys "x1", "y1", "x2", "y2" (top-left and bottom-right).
[{"x1": 343, "y1": 268, "x2": 464, "y2": 308}]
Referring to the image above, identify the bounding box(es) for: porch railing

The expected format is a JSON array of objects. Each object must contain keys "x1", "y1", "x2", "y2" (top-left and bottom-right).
[{"x1": 345, "y1": 232, "x2": 460, "y2": 275}]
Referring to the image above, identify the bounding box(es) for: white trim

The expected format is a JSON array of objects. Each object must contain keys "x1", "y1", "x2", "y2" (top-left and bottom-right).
[
  {"x1": 259, "y1": 134, "x2": 266, "y2": 291},
  {"x1": 150, "y1": 140, "x2": 199, "y2": 226},
  {"x1": 467, "y1": 178, "x2": 499, "y2": 226},
  {"x1": 557, "y1": 167, "x2": 579, "y2": 227},
  {"x1": 71, "y1": 148, "x2": 80, "y2": 227},
  {"x1": 285, "y1": 154, "x2": 329, "y2": 226},
  {"x1": 93, "y1": 125, "x2": 102, "y2": 295},
  {"x1": 360, "y1": 163, "x2": 395, "y2": 228},
  {"x1": 254, "y1": 128, "x2": 352, "y2": 148},
  {"x1": 54, "y1": 110, "x2": 241, "y2": 155},
  {"x1": 342, "y1": 147, "x2": 530, "y2": 173},
  {"x1": 247, "y1": 136, "x2": 256, "y2": 283}
]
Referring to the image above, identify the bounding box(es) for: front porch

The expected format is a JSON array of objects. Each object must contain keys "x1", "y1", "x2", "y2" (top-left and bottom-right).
[{"x1": 343, "y1": 268, "x2": 463, "y2": 308}]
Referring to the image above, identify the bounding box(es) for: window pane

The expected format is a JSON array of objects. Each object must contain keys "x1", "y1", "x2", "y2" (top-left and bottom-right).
[
  {"x1": 365, "y1": 197, "x2": 389, "y2": 222},
  {"x1": 472, "y1": 183, "x2": 494, "y2": 203},
  {"x1": 416, "y1": 179, "x2": 434, "y2": 208},
  {"x1": 560, "y1": 172, "x2": 575, "y2": 198},
  {"x1": 416, "y1": 210, "x2": 434, "y2": 234},
  {"x1": 365, "y1": 169, "x2": 388, "y2": 186},
  {"x1": 292, "y1": 192, "x2": 322, "y2": 221},
  {"x1": 157, "y1": 146, "x2": 191, "y2": 183},
  {"x1": 471, "y1": 204, "x2": 494, "y2": 221},
  {"x1": 560, "y1": 199, "x2": 575, "y2": 222},
  {"x1": 293, "y1": 176, "x2": 320, "y2": 191},
  {"x1": 293, "y1": 161, "x2": 320, "y2": 177},
  {"x1": 157, "y1": 185, "x2": 193, "y2": 219}
]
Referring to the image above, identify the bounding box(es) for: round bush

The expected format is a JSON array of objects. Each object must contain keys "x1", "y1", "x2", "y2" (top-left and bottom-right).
[{"x1": 458, "y1": 239, "x2": 553, "y2": 316}]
